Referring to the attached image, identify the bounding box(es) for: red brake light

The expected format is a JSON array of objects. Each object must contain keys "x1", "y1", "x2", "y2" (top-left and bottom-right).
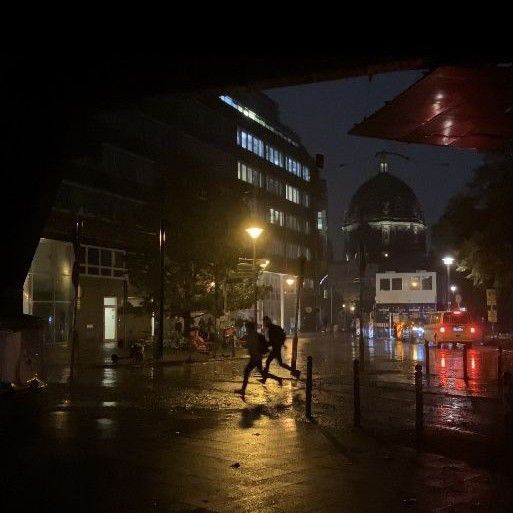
[{"x1": 439, "y1": 326, "x2": 446, "y2": 333}]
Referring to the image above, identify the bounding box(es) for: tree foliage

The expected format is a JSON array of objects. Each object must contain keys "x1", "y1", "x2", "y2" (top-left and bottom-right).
[
  {"x1": 126, "y1": 188, "x2": 271, "y2": 319},
  {"x1": 433, "y1": 155, "x2": 513, "y2": 292}
]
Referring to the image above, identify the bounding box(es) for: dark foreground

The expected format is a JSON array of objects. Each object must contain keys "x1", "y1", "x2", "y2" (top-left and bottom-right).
[{"x1": 1, "y1": 334, "x2": 512, "y2": 512}]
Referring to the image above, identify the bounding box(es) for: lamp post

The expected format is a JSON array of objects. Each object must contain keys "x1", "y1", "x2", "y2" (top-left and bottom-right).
[
  {"x1": 442, "y1": 256, "x2": 455, "y2": 310},
  {"x1": 246, "y1": 226, "x2": 263, "y2": 325},
  {"x1": 291, "y1": 256, "x2": 305, "y2": 373},
  {"x1": 285, "y1": 277, "x2": 295, "y2": 332}
]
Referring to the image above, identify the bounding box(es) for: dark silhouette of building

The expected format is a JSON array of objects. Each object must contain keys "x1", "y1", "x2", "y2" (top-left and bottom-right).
[
  {"x1": 338, "y1": 159, "x2": 429, "y2": 314},
  {"x1": 23, "y1": 90, "x2": 328, "y2": 349}
]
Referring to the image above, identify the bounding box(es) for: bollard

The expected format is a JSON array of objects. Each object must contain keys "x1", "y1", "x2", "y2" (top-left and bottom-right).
[
  {"x1": 424, "y1": 339, "x2": 430, "y2": 378},
  {"x1": 306, "y1": 356, "x2": 313, "y2": 419},
  {"x1": 415, "y1": 364, "x2": 423, "y2": 448},
  {"x1": 498, "y1": 345, "x2": 503, "y2": 396},
  {"x1": 462, "y1": 345, "x2": 468, "y2": 382},
  {"x1": 231, "y1": 335, "x2": 236, "y2": 358},
  {"x1": 353, "y1": 358, "x2": 361, "y2": 428}
]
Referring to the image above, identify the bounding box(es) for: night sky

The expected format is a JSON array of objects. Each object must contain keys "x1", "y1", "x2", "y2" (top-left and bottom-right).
[{"x1": 265, "y1": 71, "x2": 483, "y2": 260}]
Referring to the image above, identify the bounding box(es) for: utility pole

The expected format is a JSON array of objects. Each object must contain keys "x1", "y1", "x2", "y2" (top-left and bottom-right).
[
  {"x1": 358, "y1": 239, "x2": 366, "y2": 370},
  {"x1": 252, "y1": 237, "x2": 257, "y2": 324},
  {"x1": 154, "y1": 216, "x2": 165, "y2": 361},
  {"x1": 69, "y1": 217, "x2": 82, "y2": 383},
  {"x1": 330, "y1": 284, "x2": 333, "y2": 327},
  {"x1": 213, "y1": 263, "x2": 219, "y2": 336},
  {"x1": 291, "y1": 256, "x2": 305, "y2": 372}
]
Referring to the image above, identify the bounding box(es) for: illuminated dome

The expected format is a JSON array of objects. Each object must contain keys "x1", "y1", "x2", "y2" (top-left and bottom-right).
[{"x1": 345, "y1": 169, "x2": 424, "y2": 226}]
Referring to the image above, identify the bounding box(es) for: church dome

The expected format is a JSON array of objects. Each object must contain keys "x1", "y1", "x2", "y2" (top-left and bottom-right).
[{"x1": 345, "y1": 170, "x2": 425, "y2": 226}]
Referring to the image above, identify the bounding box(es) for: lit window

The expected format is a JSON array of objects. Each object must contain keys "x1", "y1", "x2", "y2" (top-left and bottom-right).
[
  {"x1": 286, "y1": 185, "x2": 300, "y2": 204},
  {"x1": 303, "y1": 166, "x2": 310, "y2": 182},
  {"x1": 317, "y1": 211, "x2": 327, "y2": 231},
  {"x1": 266, "y1": 145, "x2": 284, "y2": 168},
  {"x1": 409, "y1": 277, "x2": 420, "y2": 290},
  {"x1": 302, "y1": 193, "x2": 310, "y2": 208},
  {"x1": 220, "y1": 96, "x2": 299, "y2": 147},
  {"x1": 81, "y1": 245, "x2": 125, "y2": 279},
  {"x1": 237, "y1": 129, "x2": 264, "y2": 157},
  {"x1": 237, "y1": 162, "x2": 262, "y2": 187},
  {"x1": 269, "y1": 208, "x2": 284, "y2": 226}
]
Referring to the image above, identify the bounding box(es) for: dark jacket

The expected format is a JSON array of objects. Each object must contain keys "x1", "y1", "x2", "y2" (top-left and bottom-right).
[{"x1": 267, "y1": 323, "x2": 286, "y2": 349}]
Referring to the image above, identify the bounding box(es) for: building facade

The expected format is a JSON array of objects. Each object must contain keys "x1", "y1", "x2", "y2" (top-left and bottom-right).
[{"x1": 23, "y1": 90, "x2": 328, "y2": 351}]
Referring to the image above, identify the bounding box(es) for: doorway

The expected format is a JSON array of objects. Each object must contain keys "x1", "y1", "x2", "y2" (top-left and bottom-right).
[{"x1": 103, "y1": 297, "x2": 117, "y2": 341}]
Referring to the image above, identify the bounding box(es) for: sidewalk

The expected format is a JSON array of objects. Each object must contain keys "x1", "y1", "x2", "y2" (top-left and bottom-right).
[
  {"x1": 2, "y1": 379, "x2": 510, "y2": 513},
  {"x1": 42, "y1": 341, "x2": 248, "y2": 369}
]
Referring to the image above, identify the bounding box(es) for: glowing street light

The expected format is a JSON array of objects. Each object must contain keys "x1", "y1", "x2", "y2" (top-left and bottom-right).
[
  {"x1": 286, "y1": 277, "x2": 295, "y2": 286},
  {"x1": 450, "y1": 285, "x2": 457, "y2": 293},
  {"x1": 442, "y1": 256, "x2": 455, "y2": 310},
  {"x1": 350, "y1": 305, "x2": 355, "y2": 312},
  {"x1": 245, "y1": 227, "x2": 263, "y2": 240}
]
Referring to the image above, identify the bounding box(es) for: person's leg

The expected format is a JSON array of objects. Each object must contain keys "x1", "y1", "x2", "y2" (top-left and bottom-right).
[
  {"x1": 256, "y1": 358, "x2": 282, "y2": 385},
  {"x1": 275, "y1": 347, "x2": 301, "y2": 377},
  {"x1": 236, "y1": 360, "x2": 256, "y2": 395},
  {"x1": 275, "y1": 349, "x2": 293, "y2": 371},
  {"x1": 261, "y1": 351, "x2": 276, "y2": 383}
]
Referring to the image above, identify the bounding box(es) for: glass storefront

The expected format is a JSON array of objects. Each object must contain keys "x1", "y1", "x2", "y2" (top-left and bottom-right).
[{"x1": 23, "y1": 239, "x2": 74, "y2": 344}]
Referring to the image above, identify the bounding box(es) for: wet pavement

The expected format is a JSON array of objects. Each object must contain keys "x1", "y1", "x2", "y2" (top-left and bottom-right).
[{"x1": 2, "y1": 334, "x2": 512, "y2": 512}]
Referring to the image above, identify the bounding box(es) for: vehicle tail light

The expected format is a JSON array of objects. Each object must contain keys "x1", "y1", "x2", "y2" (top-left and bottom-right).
[
  {"x1": 439, "y1": 326, "x2": 446, "y2": 333},
  {"x1": 470, "y1": 326, "x2": 476, "y2": 334}
]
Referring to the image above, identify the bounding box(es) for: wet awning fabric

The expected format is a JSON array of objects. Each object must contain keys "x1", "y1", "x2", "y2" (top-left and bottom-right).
[{"x1": 350, "y1": 66, "x2": 513, "y2": 151}]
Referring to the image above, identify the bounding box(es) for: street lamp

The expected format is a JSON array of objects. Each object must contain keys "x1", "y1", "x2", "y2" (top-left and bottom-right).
[
  {"x1": 286, "y1": 277, "x2": 295, "y2": 287},
  {"x1": 442, "y1": 256, "x2": 455, "y2": 310},
  {"x1": 450, "y1": 285, "x2": 457, "y2": 293},
  {"x1": 246, "y1": 226, "x2": 264, "y2": 324}
]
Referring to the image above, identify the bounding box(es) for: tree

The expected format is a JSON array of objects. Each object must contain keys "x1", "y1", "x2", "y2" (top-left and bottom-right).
[
  {"x1": 432, "y1": 155, "x2": 513, "y2": 324},
  {"x1": 126, "y1": 187, "x2": 271, "y2": 333}
]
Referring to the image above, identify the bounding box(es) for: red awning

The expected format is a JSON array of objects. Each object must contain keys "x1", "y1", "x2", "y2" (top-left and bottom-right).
[{"x1": 350, "y1": 66, "x2": 513, "y2": 151}]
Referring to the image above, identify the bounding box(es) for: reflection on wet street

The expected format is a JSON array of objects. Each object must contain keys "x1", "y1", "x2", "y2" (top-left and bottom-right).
[
  {"x1": 40, "y1": 333, "x2": 513, "y2": 453},
  {"x1": 3, "y1": 333, "x2": 512, "y2": 511},
  {"x1": 290, "y1": 334, "x2": 512, "y2": 453}
]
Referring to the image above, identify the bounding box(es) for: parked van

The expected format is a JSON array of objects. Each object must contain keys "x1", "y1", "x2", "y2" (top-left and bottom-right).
[{"x1": 424, "y1": 310, "x2": 479, "y2": 347}]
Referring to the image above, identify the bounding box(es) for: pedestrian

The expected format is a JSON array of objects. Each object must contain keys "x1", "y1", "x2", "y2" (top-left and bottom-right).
[
  {"x1": 261, "y1": 315, "x2": 300, "y2": 381},
  {"x1": 235, "y1": 321, "x2": 282, "y2": 398}
]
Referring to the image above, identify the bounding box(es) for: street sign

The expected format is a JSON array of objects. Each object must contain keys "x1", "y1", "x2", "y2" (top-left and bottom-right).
[
  {"x1": 488, "y1": 309, "x2": 497, "y2": 323},
  {"x1": 486, "y1": 289, "x2": 496, "y2": 306}
]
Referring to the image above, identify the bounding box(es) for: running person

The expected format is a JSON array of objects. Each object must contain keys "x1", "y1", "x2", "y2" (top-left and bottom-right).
[
  {"x1": 235, "y1": 321, "x2": 282, "y2": 398},
  {"x1": 261, "y1": 316, "x2": 300, "y2": 381}
]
